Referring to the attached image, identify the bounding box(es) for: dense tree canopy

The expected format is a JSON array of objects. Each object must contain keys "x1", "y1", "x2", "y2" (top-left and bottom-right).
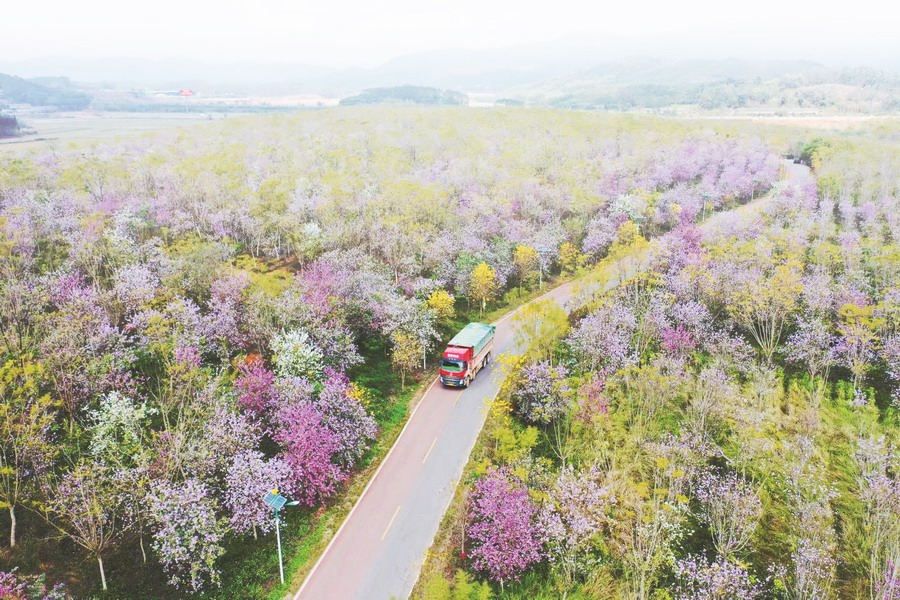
[
  {"x1": 0, "y1": 107, "x2": 825, "y2": 596},
  {"x1": 421, "y1": 120, "x2": 900, "y2": 600}
]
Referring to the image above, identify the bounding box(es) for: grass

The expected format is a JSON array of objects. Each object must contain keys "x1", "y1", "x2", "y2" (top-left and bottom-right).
[{"x1": 0, "y1": 113, "x2": 221, "y2": 154}]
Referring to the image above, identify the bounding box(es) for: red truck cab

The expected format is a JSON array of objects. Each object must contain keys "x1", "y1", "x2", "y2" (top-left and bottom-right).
[{"x1": 439, "y1": 322, "x2": 496, "y2": 387}]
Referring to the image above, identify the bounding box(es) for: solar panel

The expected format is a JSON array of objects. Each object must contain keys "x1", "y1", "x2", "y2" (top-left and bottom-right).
[{"x1": 264, "y1": 491, "x2": 287, "y2": 510}]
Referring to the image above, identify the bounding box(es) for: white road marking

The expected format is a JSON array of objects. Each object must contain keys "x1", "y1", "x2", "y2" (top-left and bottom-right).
[
  {"x1": 294, "y1": 377, "x2": 438, "y2": 598},
  {"x1": 381, "y1": 505, "x2": 402, "y2": 541},
  {"x1": 422, "y1": 437, "x2": 438, "y2": 464}
]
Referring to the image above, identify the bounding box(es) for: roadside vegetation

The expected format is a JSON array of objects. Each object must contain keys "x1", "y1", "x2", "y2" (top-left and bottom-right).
[
  {"x1": 415, "y1": 125, "x2": 900, "y2": 599},
  {"x1": 0, "y1": 106, "x2": 812, "y2": 597}
]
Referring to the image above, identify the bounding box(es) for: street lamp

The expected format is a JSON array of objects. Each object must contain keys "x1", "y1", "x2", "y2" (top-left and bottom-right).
[
  {"x1": 536, "y1": 246, "x2": 552, "y2": 289},
  {"x1": 264, "y1": 490, "x2": 300, "y2": 584}
]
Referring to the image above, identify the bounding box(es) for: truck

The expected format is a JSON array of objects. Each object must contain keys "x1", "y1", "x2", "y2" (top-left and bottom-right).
[{"x1": 439, "y1": 322, "x2": 496, "y2": 388}]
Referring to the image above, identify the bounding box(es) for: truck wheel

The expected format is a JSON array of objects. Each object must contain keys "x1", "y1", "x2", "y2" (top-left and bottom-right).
[
  {"x1": 486, "y1": 352, "x2": 491, "y2": 365},
  {"x1": 464, "y1": 376, "x2": 471, "y2": 388}
]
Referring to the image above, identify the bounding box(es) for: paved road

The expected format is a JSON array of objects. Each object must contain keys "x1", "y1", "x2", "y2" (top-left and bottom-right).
[
  {"x1": 295, "y1": 160, "x2": 809, "y2": 600},
  {"x1": 295, "y1": 283, "x2": 576, "y2": 600}
]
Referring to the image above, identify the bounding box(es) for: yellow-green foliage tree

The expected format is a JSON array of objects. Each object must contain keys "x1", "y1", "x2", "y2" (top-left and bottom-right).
[
  {"x1": 469, "y1": 263, "x2": 499, "y2": 315},
  {"x1": 607, "y1": 221, "x2": 649, "y2": 262},
  {"x1": 837, "y1": 302, "x2": 884, "y2": 392},
  {"x1": 727, "y1": 259, "x2": 803, "y2": 364},
  {"x1": 427, "y1": 289, "x2": 456, "y2": 321},
  {"x1": 513, "y1": 245, "x2": 539, "y2": 292},
  {"x1": 0, "y1": 359, "x2": 57, "y2": 548},
  {"x1": 558, "y1": 241, "x2": 584, "y2": 274},
  {"x1": 391, "y1": 331, "x2": 421, "y2": 389},
  {"x1": 513, "y1": 299, "x2": 570, "y2": 364}
]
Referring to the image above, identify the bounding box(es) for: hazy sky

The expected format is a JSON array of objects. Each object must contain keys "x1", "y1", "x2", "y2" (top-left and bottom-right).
[{"x1": 4, "y1": 0, "x2": 897, "y2": 67}]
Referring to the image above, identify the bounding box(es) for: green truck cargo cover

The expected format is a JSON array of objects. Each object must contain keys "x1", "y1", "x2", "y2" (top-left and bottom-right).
[{"x1": 448, "y1": 322, "x2": 496, "y2": 357}]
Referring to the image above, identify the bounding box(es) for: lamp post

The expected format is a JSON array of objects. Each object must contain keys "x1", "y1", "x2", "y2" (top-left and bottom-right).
[
  {"x1": 536, "y1": 246, "x2": 551, "y2": 289},
  {"x1": 264, "y1": 490, "x2": 300, "y2": 584}
]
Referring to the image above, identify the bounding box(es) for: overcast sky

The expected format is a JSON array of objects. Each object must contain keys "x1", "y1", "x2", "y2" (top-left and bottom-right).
[{"x1": 4, "y1": 0, "x2": 897, "y2": 67}]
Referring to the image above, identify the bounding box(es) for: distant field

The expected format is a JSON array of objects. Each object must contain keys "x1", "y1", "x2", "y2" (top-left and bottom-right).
[
  {"x1": 691, "y1": 113, "x2": 900, "y2": 129},
  {"x1": 3, "y1": 108, "x2": 895, "y2": 158},
  {"x1": 0, "y1": 111, "x2": 224, "y2": 152}
]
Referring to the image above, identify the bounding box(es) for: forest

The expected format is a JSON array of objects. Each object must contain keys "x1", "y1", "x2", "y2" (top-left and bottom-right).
[
  {"x1": 416, "y1": 122, "x2": 900, "y2": 599},
  {"x1": 0, "y1": 106, "x2": 896, "y2": 599}
]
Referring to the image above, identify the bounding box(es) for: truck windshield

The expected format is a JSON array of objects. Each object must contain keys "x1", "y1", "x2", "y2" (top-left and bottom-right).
[{"x1": 441, "y1": 358, "x2": 466, "y2": 372}]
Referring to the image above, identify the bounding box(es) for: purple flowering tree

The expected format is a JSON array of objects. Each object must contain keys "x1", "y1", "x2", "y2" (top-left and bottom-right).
[
  {"x1": 46, "y1": 462, "x2": 131, "y2": 591},
  {"x1": 782, "y1": 438, "x2": 838, "y2": 600},
  {"x1": 204, "y1": 271, "x2": 250, "y2": 359},
  {"x1": 0, "y1": 272, "x2": 48, "y2": 357},
  {"x1": 191, "y1": 404, "x2": 261, "y2": 480},
  {"x1": 673, "y1": 554, "x2": 766, "y2": 600},
  {"x1": 687, "y1": 366, "x2": 736, "y2": 437},
  {"x1": 694, "y1": 470, "x2": 762, "y2": 559},
  {"x1": 0, "y1": 570, "x2": 69, "y2": 600},
  {"x1": 112, "y1": 262, "x2": 160, "y2": 314},
  {"x1": 274, "y1": 402, "x2": 345, "y2": 507},
  {"x1": 466, "y1": 468, "x2": 543, "y2": 587},
  {"x1": 660, "y1": 325, "x2": 697, "y2": 359},
  {"x1": 224, "y1": 450, "x2": 293, "y2": 538},
  {"x1": 567, "y1": 302, "x2": 637, "y2": 374},
  {"x1": 233, "y1": 355, "x2": 277, "y2": 415},
  {"x1": 312, "y1": 369, "x2": 378, "y2": 468},
  {"x1": 512, "y1": 361, "x2": 570, "y2": 426},
  {"x1": 882, "y1": 335, "x2": 900, "y2": 405},
  {"x1": 538, "y1": 466, "x2": 613, "y2": 587},
  {"x1": 785, "y1": 317, "x2": 838, "y2": 405},
  {"x1": 583, "y1": 214, "x2": 620, "y2": 260},
  {"x1": 41, "y1": 276, "x2": 125, "y2": 424},
  {"x1": 800, "y1": 268, "x2": 836, "y2": 318},
  {"x1": 856, "y1": 436, "x2": 900, "y2": 600},
  {"x1": 148, "y1": 478, "x2": 227, "y2": 592},
  {"x1": 575, "y1": 374, "x2": 610, "y2": 422}
]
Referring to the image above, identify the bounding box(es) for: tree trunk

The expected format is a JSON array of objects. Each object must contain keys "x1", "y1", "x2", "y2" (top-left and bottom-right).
[
  {"x1": 98, "y1": 555, "x2": 108, "y2": 591},
  {"x1": 9, "y1": 505, "x2": 15, "y2": 548},
  {"x1": 140, "y1": 534, "x2": 147, "y2": 563}
]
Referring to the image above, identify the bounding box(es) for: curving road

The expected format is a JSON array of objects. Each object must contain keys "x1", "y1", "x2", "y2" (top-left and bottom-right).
[{"x1": 294, "y1": 160, "x2": 809, "y2": 600}]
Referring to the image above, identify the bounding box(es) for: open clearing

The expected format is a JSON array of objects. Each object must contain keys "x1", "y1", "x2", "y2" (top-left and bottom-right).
[{"x1": 0, "y1": 112, "x2": 225, "y2": 152}]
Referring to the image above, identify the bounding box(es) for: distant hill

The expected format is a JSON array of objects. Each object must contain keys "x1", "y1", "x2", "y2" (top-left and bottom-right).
[
  {"x1": 569, "y1": 57, "x2": 825, "y2": 85},
  {"x1": 340, "y1": 85, "x2": 467, "y2": 106},
  {"x1": 0, "y1": 45, "x2": 896, "y2": 114},
  {"x1": 0, "y1": 73, "x2": 91, "y2": 109},
  {"x1": 508, "y1": 61, "x2": 900, "y2": 112}
]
